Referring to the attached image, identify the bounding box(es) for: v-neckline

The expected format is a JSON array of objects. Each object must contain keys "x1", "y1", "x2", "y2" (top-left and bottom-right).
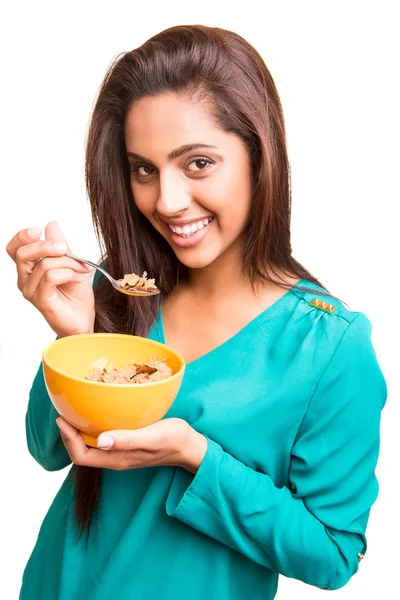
[{"x1": 156, "y1": 279, "x2": 306, "y2": 369}]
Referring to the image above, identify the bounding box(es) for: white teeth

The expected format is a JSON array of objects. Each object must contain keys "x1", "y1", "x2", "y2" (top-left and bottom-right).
[{"x1": 169, "y1": 217, "x2": 213, "y2": 238}]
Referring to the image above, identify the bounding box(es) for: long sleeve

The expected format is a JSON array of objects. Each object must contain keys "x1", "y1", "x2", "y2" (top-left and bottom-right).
[
  {"x1": 165, "y1": 313, "x2": 387, "y2": 590},
  {"x1": 25, "y1": 362, "x2": 71, "y2": 471},
  {"x1": 25, "y1": 266, "x2": 106, "y2": 470}
]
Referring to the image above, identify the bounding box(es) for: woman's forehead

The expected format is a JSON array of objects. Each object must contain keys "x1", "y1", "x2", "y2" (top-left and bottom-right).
[
  {"x1": 126, "y1": 93, "x2": 213, "y2": 133},
  {"x1": 124, "y1": 93, "x2": 226, "y2": 158}
]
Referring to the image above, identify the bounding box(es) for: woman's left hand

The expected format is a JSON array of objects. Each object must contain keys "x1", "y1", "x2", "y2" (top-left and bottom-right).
[{"x1": 56, "y1": 417, "x2": 208, "y2": 474}]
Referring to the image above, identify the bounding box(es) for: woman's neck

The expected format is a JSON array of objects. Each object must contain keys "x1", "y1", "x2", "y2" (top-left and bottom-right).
[
  {"x1": 188, "y1": 272, "x2": 244, "y2": 302},
  {"x1": 186, "y1": 241, "x2": 249, "y2": 301},
  {"x1": 183, "y1": 240, "x2": 298, "y2": 304}
]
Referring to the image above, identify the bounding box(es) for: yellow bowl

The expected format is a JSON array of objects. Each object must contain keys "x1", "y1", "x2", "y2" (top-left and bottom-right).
[{"x1": 42, "y1": 333, "x2": 185, "y2": 447}]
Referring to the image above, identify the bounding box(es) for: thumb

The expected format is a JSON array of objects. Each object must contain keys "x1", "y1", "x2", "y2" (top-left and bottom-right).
[
  {"x1": 96, "y1": 433, "x2": 116, "y2": 449},
  {"x1": 96, "y1": 427, "x2": 157, "y2": 450},
  {"x1": 45, "y1": 221, "x2": 69, "y2": 247},
  {"x1": 44, "y1": 221, "x2": 91, "y2": 274}
]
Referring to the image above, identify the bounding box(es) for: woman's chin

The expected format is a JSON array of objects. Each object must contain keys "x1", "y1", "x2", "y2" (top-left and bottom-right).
[{"x1": 174, "y1": 248, "x2": 220, "y2": 270}]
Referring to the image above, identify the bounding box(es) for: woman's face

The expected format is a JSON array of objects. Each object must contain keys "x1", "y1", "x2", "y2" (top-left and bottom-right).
[{"x1": 124, "y1": 92, "x2": 252, "y2": 269}]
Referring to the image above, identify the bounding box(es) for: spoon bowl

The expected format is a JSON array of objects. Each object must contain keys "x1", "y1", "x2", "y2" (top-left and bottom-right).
[{"x1": 66, "y1": 252, "x2": 160, "y2": 297}]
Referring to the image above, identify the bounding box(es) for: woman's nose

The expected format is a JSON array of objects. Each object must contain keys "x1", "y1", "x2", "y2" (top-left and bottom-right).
[{"x1": 155, "y1": 171, "x2": 191, "y2": 216}]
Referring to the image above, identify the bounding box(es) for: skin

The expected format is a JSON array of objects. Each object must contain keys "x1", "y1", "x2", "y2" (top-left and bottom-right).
[
  {"x1": 5, "y1": 222, "x2": 95, "y2": 337},
  {"x1": 6, "y1": 92, "x2": 298, "y2": 473},
  {"x1": 125, "y1": 92, "x2": 253, "y2": 272}
]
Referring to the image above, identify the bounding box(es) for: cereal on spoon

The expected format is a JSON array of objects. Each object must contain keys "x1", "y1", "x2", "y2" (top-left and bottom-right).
[{"x1": 119, "y1": 272, "x2": 159, "y2": 294}]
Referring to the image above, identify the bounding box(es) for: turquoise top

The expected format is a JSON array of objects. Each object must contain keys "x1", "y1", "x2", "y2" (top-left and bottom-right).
[{"x1": 20, "y1": 280, "x2": 387, "y2": 600}]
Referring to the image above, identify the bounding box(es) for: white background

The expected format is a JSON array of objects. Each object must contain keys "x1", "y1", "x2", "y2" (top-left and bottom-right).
[{"x1": 1, "y1": 1, "x2": 399, "y2": 598}]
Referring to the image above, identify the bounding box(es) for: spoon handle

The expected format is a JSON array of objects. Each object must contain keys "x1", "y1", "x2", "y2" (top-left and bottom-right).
[{"x1": 65, "y1": 252, "x2": 116, "y2": 285}]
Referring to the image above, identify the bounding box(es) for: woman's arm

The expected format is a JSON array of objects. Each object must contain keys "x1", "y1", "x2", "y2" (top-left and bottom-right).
[
  {"x1": 166, "y1": 313, "x2": 387, "y2": 591},
  {"x1": 26, "y1": 362, "x2": 72, "y2": 471},
  {"x1": 25, "y1": 266, "x2": 103, "y2": 471}
]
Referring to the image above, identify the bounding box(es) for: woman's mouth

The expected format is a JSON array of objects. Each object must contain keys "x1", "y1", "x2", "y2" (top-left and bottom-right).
[{"x1": 167, "y1": 217, "x2": 214, "y2": 248}]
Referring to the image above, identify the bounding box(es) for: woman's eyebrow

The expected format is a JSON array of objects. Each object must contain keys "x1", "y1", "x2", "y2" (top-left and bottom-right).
[{"x1": 126, "y1": 143, "x2": 217, "y2": 163}]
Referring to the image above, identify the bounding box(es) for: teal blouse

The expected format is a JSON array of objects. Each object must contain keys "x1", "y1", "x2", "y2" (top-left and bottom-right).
[{"x1": 20, "y1": 280, "x2": 387, "y2": 600}]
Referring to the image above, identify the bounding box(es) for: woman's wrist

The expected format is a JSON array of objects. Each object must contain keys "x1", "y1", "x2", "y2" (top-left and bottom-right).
[{"x1": 179, "y1": 426, "x2": 208, "y2": 474}]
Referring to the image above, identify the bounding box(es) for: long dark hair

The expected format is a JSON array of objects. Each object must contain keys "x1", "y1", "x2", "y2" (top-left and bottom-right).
[{"x1": 75, "y1": 24, "x2": 327, "y2": 542}]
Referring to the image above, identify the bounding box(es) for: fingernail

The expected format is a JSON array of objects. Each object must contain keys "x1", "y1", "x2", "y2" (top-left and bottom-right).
[
  {"x1": 53, "y1": 242, "x2": 67, "y2": 251},
  {"x1": 97, "y1": 435, "x2": 114, "y2": 449},
  {"x1": 77, "y1": 273, "x2": 85, "y2": 282},
  {"x1": 28, "y1": 227, "x2": 41, "y2": 237}
]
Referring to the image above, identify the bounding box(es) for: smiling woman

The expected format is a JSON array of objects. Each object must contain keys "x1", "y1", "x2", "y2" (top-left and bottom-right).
[
  {"x1": 125, "y1": 93, "x2": 252, "y2": 258},
  {"x1": 9, "y1": 23, "x2": 386, "y2": 600}
]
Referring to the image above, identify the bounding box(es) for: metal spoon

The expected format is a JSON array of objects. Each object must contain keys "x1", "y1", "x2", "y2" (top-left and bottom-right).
[{"x1": 66, "y1": 252, "x2": 160, "y2": 297}]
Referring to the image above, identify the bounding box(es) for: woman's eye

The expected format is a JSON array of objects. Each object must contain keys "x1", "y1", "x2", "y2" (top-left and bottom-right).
[
  {"x1": 130, "y1": 164, "x2": 157, "y2": 179},
  {"x1": 186, "y1": 157, "x2": 215, "y2": 173},
  {"x1": 132, "y1": 165, "x2": 154, "y2": 177}
]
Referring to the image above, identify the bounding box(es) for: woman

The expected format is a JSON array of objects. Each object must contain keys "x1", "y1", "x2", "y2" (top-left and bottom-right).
[{"x1": 7, "y1": 25, "x2": 386, "y2": 600}]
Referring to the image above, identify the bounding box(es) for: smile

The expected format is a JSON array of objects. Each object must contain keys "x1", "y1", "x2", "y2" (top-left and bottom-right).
[{"x1": 168, "y1": 217, "x2": 214, "y2": 238}]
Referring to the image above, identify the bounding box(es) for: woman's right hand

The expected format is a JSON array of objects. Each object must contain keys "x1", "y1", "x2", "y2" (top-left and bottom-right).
[{"x1": 6, "y1": 221, "x2": 96, "y2": 338}]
